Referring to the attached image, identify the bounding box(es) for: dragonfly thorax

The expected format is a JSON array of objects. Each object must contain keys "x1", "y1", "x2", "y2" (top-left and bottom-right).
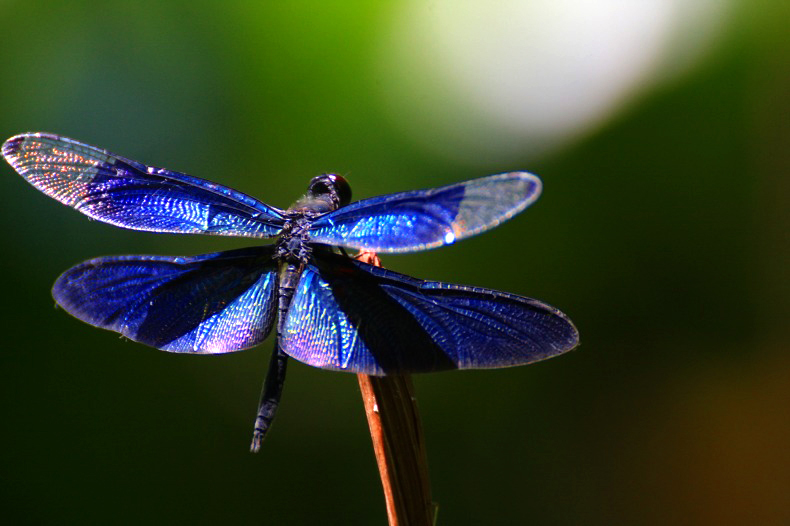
[
  {"x1": 276, "y1": 174, "x2": 352, "y2": 265},
  {"x1": 276, "y1": 216, "x2": 313, "y2": 264}
]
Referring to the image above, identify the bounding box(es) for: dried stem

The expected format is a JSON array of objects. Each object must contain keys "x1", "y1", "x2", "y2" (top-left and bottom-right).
[{"x1": 355, "y1": 251, "x2": 435, "y2": 526}]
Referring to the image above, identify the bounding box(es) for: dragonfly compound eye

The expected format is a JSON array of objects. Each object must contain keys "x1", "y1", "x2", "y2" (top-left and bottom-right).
[{"x1": 309, "y1": 174, "x2": 352, "y2": 207}]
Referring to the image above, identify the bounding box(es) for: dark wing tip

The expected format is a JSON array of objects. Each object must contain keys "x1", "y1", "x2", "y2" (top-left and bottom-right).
[
  {"x1": 563, "y1": 317, "x2": 581, "y2": 352},
  {"x1": 547, "y1": 304, "x2": 580, "y2": 355}
]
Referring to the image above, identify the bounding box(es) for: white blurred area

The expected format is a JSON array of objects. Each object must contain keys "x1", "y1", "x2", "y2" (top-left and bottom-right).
[{"x1": 378, "y1": 0, "x2": 731, "y2": 165}]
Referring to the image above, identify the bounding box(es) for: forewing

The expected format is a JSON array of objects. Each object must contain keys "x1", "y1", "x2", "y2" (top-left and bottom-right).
[
  {"x1": 53, "y1": 246, "x2": 278, "y2": 353},
  {"x1": 309, "y1": 172, "x2": 541, "y2": 253},
  {"x1": 2, "y1": 133, "x2": 285, "y2": 237},
  {"x1": 280, "y1": 251, "x2": 578, "y2": 374}
]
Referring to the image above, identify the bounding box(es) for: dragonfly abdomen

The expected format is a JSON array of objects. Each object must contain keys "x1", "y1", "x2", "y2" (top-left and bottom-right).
[{"x1": 276, "y1": 262, "x2": 303, "y2": 336}]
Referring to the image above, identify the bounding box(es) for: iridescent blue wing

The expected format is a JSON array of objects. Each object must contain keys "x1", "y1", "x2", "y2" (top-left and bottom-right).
[
  {"x1": 2, "y1": 133, "x2": 285, "y2": 237},
  {"x1": 308, "y1": 172, "x2": 541, "y2": 253},
  {"x1": 280, "y1": 251, "x2": 578, "y2": 374},
  {"x1": 52, "y1": 246, "x2": 278, "y2": 353}
]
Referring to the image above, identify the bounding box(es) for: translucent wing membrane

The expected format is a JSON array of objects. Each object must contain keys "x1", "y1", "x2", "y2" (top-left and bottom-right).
[
  {"x1": 309, "y1": 172, "x2": 541, "y2": 253},
  {"x1": 53, "y1": 246, "x2": 278, "y2": 353},
  {"x1": 2, "y1": 133, "x2": 286, "y2": 237},
  {"x1": 281, "y1": 251, "x2": 578, "y2": 374}
]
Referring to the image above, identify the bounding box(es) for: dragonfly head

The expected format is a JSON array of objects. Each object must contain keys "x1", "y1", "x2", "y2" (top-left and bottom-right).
[{"x1": 308, "y1": 174, "x2": 352, "y2": 209}]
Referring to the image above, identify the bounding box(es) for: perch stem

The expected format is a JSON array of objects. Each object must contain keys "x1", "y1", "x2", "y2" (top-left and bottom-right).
[{"x1": 355, "y1": 250, "x2": 435, "y2": 526}]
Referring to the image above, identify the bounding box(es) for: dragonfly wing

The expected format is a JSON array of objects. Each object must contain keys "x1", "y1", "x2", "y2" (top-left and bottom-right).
[
  {"x1": 309, "y1": 172, "x2": 541, "y2": 253},
  {"x1": 280, "y1": 251, "x2": 578, "y2": 374},
  {"x1": 3, "y1": 133, "x2": 285, "y2": 237},
  {"x1": 52, "y1": 246, "x2": 278, "y2": 353}
]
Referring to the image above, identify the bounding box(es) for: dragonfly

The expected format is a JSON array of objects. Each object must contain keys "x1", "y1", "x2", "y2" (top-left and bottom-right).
[{"x1": 3, "y1": 132, "x2": 579, "y2": 451}]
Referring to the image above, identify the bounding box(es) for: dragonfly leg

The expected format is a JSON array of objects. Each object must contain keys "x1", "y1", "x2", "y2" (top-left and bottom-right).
[{"x1": 249, "y1": 339, "x2": 289, "y2": 453}]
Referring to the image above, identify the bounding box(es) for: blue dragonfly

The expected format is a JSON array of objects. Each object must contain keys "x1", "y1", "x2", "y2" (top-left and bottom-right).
[{"x1": 3, "y1": 132, "x2": 579, "y2": 451}]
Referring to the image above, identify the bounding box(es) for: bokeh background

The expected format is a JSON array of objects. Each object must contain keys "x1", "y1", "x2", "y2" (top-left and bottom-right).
[{"x1": 1, "y1": 1, "x2": 788, "y2": 524}]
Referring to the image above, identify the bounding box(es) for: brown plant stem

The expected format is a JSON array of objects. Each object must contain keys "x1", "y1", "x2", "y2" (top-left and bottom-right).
[{"x1": 355, "y1": 250, "x2": 435, "y2": 526}]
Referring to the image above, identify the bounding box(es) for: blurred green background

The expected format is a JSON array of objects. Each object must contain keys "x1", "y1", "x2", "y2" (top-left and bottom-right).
[{"x1": 1, "y1": 1, "x2": 788, "y2": 524}]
